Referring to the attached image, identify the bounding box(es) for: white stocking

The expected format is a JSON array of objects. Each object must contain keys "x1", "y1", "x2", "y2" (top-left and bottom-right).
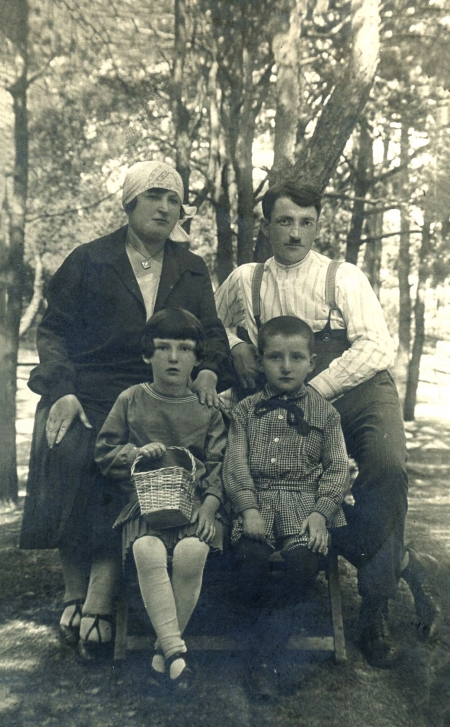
[
  {"x1": 172, "y1": 537, "x2": 209, "y2": 636},
  {"x1": 133, "y1": 536, "x2": 185, "y2": 660}
]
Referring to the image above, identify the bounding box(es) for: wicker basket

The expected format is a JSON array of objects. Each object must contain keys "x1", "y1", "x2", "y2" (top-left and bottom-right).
[{"x1": 131, "y1": 446, "x2": 197, "y2": 529}]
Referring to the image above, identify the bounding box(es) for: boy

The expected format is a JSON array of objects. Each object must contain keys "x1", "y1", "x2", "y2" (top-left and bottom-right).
[
  {"x1": 95, "y1": 308, "x2": 227, "y2": 696},
  {"x1": 223, "y1": 315, "x2": 349, "y2": 699}
]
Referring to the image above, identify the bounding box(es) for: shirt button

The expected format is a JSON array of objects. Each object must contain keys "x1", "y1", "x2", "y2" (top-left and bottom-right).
[
  {"x1": 278, "y1": 415, "x2": 283, "y2": 420},
  {"x1": 274, "y1": 438, "x2": 279, "y2": 442},
  {"x1": 271, "y1": 458, "x2": 276, "y2": 463}
]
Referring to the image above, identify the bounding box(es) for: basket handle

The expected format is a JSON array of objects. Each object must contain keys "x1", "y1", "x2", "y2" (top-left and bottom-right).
[{"x1": 131, "y1": 446, "x2": 196, "y2": 478}]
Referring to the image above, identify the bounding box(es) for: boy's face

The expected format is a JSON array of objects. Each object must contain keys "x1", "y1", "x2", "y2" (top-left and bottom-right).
[
  {"x1": 261, "y1": 333, "x2": 316, "y2": 394},
  {"x1": 143, "y1": 338, "x2": 200, "y2": 393}
]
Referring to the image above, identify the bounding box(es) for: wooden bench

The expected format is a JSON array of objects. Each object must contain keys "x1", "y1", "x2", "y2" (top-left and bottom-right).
[{"x1": 114, "y1": 542, "x2": 346, "y2": 664}]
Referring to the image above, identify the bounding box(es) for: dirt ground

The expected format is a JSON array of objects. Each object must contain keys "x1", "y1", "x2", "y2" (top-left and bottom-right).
[{"x1": 1, "y1": 353, "x2": 450, "y2": 727}]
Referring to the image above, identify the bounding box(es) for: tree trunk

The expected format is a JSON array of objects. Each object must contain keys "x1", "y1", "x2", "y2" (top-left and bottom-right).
[
  {"x1": 346, "y1": 121, "x2": 372, "y2": 264},
  {"x1": 171, "y1": 0, "x2": 191, "y2": 202},
  {"x1": 292, "y1": 0, "x2": 380, "y2": 192},
  {"x1": 215, "y1": 162, "x2": 234, "y2": 285},
  {"x1": 19, "y1": 249, "x2": 43, "y2": 338},
  {"x1": 272, "y1": 1, "x2": 302, "y2": 173},
  {"x1": 0, "y1": 0, "x2": 28, "y2": 505},
  {"x1": 394, "y1": 121, "x2": 412, "y2": 402},
  {"x1": 403, "y1": 210, "x2": 431, "y2": 421},
  {"x1": 232, "y1": 46, "x2": 257, "y2": 265}
]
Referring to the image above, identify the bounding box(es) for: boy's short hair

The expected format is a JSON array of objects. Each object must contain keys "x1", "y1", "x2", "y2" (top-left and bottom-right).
[
  {"x1": 258, "y1": 316, "x2": 315, "y2": 356},
  {"x1": 262, "y1": 182, "x2": 322, "y2": 221},
  {"x1": 141, "y1": 308, "x2": 205, "y2": 359}
]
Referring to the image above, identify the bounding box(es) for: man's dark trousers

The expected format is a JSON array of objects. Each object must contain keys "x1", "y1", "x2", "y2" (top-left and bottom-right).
[{"x1": 331, "y1": 370, "x2": 408, "y2": 602}]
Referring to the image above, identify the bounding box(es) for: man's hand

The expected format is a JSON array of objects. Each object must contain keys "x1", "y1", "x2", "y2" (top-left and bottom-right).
[
  {"x1": 242, "y1": 508, "x2": 266, "y2": 542},
  {"x1": 231, "y1": 342, "x2": 260, "y2": 391},
  {"x1": 138, "y1": 442, "x2": 167, "y2": 459},
  {"x1": 46, "y1": 394, "x2": 92, "y2": 448},
  {"x1": 191, "y1": 369, "x2": 219, "y2": 408},
  {"x1": 300, "y1": 512, "x2": 329, "y2": 554}
]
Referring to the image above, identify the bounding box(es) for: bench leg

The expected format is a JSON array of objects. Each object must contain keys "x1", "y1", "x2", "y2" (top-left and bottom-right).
[
  {"x1": 327, "y1": 549, "x2": 346, "y2": 663},
  {"x1": 114, "y1": 598, "x2": 129, "y2": 661}
]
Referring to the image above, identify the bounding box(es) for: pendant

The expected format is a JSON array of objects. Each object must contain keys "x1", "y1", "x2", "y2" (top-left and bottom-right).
[{"x1": 141, "y1": 260, "x2": 151, "y2": 269}]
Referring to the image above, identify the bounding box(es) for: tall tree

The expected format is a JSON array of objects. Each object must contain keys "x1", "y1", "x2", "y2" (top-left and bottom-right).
[{"x1": 0, "y1": 0, "x2": 28, "y2": 506}]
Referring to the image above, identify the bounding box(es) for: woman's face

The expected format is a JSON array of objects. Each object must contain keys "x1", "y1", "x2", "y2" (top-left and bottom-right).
[{"x1": 127, "y1": 187, "x2": 182, "y2": 244}]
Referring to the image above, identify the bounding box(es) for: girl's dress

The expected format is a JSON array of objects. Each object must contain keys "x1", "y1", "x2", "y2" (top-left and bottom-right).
[{"x1": 95, "y1": 383, "x2": 228, "y2": 562}]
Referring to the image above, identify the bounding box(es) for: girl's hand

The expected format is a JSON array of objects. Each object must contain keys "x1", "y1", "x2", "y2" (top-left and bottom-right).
[
  {"x1": 300, "y1": 512, "x2": 328, "y2": 555},
  {"x1": 138, "y1": 442, "x2": 167, "y2": 459},
  {"x1": 242, "y1": 508, "x2": 266, "y2": 542},
  {"x1": 191, "y1": 497, "x2": 218, "y2": 543}
]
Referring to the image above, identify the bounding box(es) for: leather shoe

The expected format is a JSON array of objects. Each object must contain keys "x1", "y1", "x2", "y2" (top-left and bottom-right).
[
  {"x1": 402, "y1": 544, "x2": 441, "y2": 641},
  {"x1": 77, "y1": 614, "x2": 113, "y2": 663},
  {"x1": 59, "y1": 599, "x2": 84, "y2": 647},
  {"x1": 359, "y1": 600, "x2": 396, "y2": 669},
  {"x1": 166, "y1": 653, "x2": 197, "y2": 698},
  {"x1": 245, "y1": 661, "x2": 280, "y2": 700}
]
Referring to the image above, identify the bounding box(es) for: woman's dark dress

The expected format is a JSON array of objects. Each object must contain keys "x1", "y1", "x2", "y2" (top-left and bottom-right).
[{"x1": 20, "y1": 226, "x2": 231, "y2": 552}]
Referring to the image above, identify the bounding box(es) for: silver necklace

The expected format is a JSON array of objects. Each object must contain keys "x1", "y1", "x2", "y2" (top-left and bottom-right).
[{"x1": 129, "y1": 241, "x2": 164, "y2": 269}]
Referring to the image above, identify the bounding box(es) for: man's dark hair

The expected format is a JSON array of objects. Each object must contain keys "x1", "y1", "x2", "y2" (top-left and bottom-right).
[
  {"x1": 258, "y1": 316, "x2": 315, "y2": 356},
  {"x1": 262, "y1": 182, "x2": 322, "y2": 221},
  {"x1": 141, "y1": 307, "x2": 204, "y2": 359}
]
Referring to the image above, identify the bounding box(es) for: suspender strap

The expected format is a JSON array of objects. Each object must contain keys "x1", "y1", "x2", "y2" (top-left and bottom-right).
[
  {"x1": 325, "y1": 259, "x2": 342, "y2": 310},
  {"x1": 251, "y1": 263, "x2": 265, "y2": 331}
]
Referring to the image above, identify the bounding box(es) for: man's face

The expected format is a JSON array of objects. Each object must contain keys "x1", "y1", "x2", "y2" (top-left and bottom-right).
[
  {"x1": 261, "y1": 333, "x2": 316, "y2": 394},
  {"x1": 262, "y1": 197, "x2": 321, "y2": 266},
  {"x1": 127, "y1": 187, "x2": 182, "y2": 244}
]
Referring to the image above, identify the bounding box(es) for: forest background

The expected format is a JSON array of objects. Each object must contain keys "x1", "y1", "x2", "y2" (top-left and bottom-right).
[{"x1": 1, "y1": 0, "x2": 450, "y2": 506}]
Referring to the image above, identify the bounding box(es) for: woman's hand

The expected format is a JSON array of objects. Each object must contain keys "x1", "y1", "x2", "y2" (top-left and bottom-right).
[
  {"x1": 231, "y1": 342, "x2": 260, "y2": 391},
  {"x1": 46, "y1": 394, "x2": 92, "y2": 448},
  {"x1": 191, "y1": 495, "x2": 219, "y2": 543},
  {"x1": 300, "y1": 512, "x2": 329, "y2": 555},
  {"x1": 191, "y1": 369, "x2": 219, "y2": 408},
  {"x1": 138, "y1": 442, "x2": 167, "y2": 459},
  {"x1": 242, "y1": 508, "x2": 266, "y2": 542}
]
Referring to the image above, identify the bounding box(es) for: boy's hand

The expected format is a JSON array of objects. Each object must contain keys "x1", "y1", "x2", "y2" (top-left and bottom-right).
[
  {"x1": 138, "y1": 442, "x2": 167, "y2": 459},
  {"x1": 242, "y1": 508, "x2": 266, "y2": 542},
  {"x1": 191, "y1": 496, "x2": 219, "y2": 543},
  {"x1": 191, "y1": 369, "x2": 219, "y2": 408},
  {"x1": 300, "y1": 512, "x2": 328, "y2": 555}
]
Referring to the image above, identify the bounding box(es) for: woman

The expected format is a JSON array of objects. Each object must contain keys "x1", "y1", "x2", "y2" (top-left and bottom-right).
[{"x1": 20, "y1": 160, "x2": 231, "y2": 660}]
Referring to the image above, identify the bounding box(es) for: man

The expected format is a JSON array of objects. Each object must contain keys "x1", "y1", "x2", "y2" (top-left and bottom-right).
[{"x1": 215, "y1": 181, "x2": 440, "y2": 669}]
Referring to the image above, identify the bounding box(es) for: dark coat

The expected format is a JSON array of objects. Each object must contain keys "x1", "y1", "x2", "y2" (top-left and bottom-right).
[
  {"x1": 28, "y1": 226, "x2": 231, "y2": 407},
  {"x1": 20, "y1": 226, "x2": 231, "y2": 550}
]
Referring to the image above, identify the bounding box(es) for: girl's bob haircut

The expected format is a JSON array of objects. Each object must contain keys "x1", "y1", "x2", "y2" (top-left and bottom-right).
[{"x1": 141, "y1": 307, "x2": 205, "y2": 359}]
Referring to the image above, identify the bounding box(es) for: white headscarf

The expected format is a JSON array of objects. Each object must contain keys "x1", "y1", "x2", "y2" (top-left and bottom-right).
[{"x1": 122, "y1": 161, "x2": 197, "y2": 243}]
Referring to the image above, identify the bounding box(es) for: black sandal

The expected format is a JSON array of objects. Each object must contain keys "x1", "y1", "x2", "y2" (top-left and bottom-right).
[
  {"x1": 149, "y1": 647, "x2": 168, "y2": 690},
  {"x1": 166, "y1": 652, "x2": 197, "y2": 697},
  {"x1": 77, "y1": 613, "x2": 113, "y2": 663},
  {"x1": 59, "y1": 599, "x2": 84, "y2": 647}
]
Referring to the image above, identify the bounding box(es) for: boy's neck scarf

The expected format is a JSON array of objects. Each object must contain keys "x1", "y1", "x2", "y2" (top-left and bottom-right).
[{"x1": 253, "y1": 394, "x2": 323, "y2": 436}]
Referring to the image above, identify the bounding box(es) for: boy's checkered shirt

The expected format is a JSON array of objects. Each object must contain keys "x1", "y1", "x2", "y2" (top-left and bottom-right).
[{"x1": 223, "y1": 384, "x2": 348, "y2": 547}]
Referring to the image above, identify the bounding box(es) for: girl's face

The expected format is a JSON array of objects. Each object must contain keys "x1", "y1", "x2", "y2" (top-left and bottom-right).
[
  {"x1": 143, "y1": 338, "x2": 200, "y2": 396},
  {"x1": 261, "y1": 333, "x2": 316, "y2": 394}
]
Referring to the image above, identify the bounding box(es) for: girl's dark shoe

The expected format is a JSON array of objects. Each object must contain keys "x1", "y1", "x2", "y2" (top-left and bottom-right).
[
  {"x1": 166, "y1": 652, "x2": 197, "y2": 698},
  {"x1": 77, "y1": 613, "x2": 113, "y2": 663},
  {"x1": 149, "y1": 648, "x2": 168, "y2": 690},
  {"x1": 59, "y1": 599, "x2": 84, "y2": 647}
]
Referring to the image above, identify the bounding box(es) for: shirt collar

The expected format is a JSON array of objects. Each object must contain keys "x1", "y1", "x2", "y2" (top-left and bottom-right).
[
  {"x1": 263, "y1": 382, "x2": 308, "y2": 400},
  {"x1": 268, "y1": 251, "x2": 312, "y2": 273}
]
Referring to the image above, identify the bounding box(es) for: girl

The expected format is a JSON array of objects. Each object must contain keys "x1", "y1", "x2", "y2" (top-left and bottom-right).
[{"x1": 95, "y1": 308, "x2": 227, "y2": 695}]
